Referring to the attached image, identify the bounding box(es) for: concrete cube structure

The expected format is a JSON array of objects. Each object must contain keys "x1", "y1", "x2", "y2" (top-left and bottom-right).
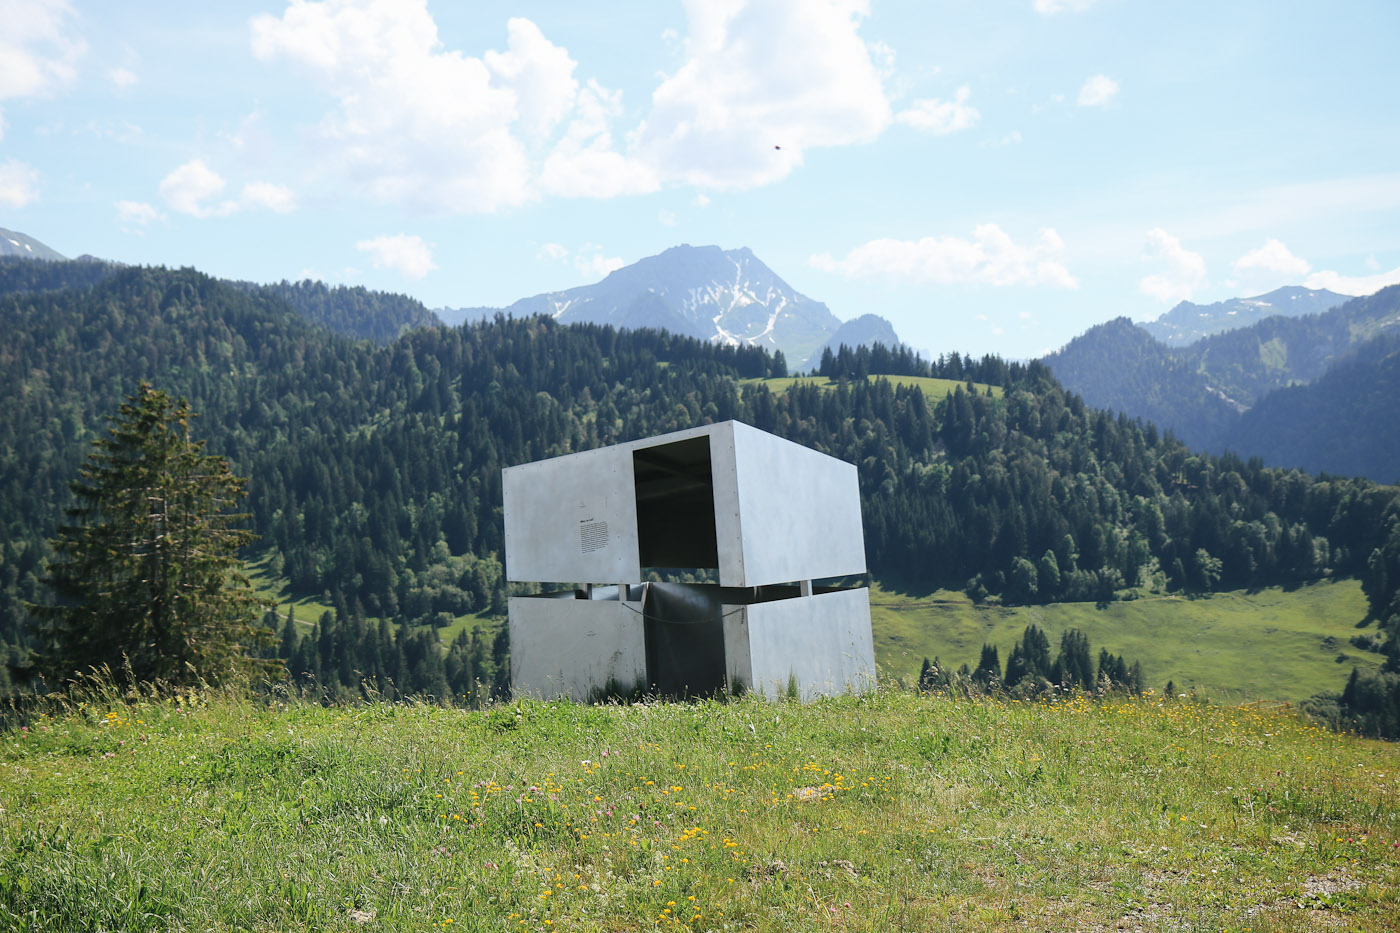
[{"x1": 503, "y1": 421, "x2": 875, "y2": 701}]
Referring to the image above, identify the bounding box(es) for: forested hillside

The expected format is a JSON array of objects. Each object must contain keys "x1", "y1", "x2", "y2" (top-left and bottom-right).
[
  {"x1": 3, "y1": 264, "x2": 1399, "y2": 722},
  {"x1": 0, "y1": 257, "x2": 436, "y2": 344},
  {"x1": 1231, "y1": 333, "x2": 1400, "y2": 483},
  {"x1": 1040, "y1": 318, "x2": 1240, "y2": 450},
  {"x1": 1045, "y1": 286, "x2": 1400, "y2": 479},
  {"x1": 240, "y1": 278, "x2": 441, "y2": 342},
  {"x1": 0, "y1": 255, "x2": 116, "y2": 297}
]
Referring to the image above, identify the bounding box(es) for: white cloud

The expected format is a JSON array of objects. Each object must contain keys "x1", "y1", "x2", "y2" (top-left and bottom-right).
[
  {"x1": 575, "y1": 247, "x2": 624, "y2": 279},
  {"x1": 539, "y1": 79, "x2": 658, "y2": 198},
  {"x1": 1234, "y1": 239, "x2": 1310, "y2": 278},
  {"x1": 1034, "y1": 0, "x2": 1101, "y2": 13},
  {"x1": 356, "y1": 234, "x2": 437, "y2": 279},
  {"x1": 159, "y1": 159, "x2": 237, "y2": 217},
  {"x1": 482, "y1": 17, "x2": 579, "y2": 142},
  {"x1": 248, "y1": 1, "x2": 946, "y2": 209},
  {"x1": 0, "y1": 159, "x2": 40, "y2": 207},
  {"x1": 108, "y1": 66, "x2": 137, "y2": 89},
  {"x1": 1304, "y1": 265, "x2": 1400, "y2": 297},
  {"x1": 114, "y1": 199, "x2": 159, "y2": 225},
  {"x1": 240, "y1": 180, "x2": 297, "y2": 213},
  {"x1": 1138, "y1": 228, "x2": 1206, "y2": 303},
  {"x1": 896, "y1": 86, "x2": 979, "y2": 135},
  {"x1": 694, "y1": 193, "x2": 711, "y2": 208},
  {"x1": 0, "y1": 0, "x2": 86, "y2": 100},
  {"x1": 252, "y1": 5, "x2": 537, "y2": 211},
  {"x1": 538, "y1": 241, "x2": 624, "y2": 279},
  {"x1": 1077, "y1": 74, "x2": 1118, "y2": 107},
  {"x1": 0, "y1": 0, "x2": 86, "y2": 134},
  {"x1": 658, "y1": 209, "x2": 677, "y2": 227},
  {"x1": 1231, "y1": 238, "x2": 1311, "y2": 292},
  {"x1": 252, "y1": 3, "x2": 652, "y2": 212},
  {"x1": 983, "y1": 130, "x2": 1022, "y2": 148},
  {"x1": 159, "y1": 158, "x2": 297, "y2": 217},
  {"x1": 633, "y1": 0, "x2": 893, "y2": 189},
  {"x1": 811, "y1": 225, "x2": 1077, "y2": 288}
]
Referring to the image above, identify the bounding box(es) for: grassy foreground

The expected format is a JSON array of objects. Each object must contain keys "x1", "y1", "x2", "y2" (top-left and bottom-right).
[{"x1": 2, "y1": 689, "x2": 1398, "y2": 931}]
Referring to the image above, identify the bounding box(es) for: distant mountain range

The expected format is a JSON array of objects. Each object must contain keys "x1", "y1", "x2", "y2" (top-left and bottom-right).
[
  {"x1": 4, "y1": 231, "x2": 899, "y2": 366},
  {"x1": 440, "y1": 244, "x2": 901, "y2": 370},
  {"x1": 1045, "y1": 285, "x2": 1400, "y2": 482},
  {"x1": 1142, "y1": 285, "x2": 1348, "y2": 346},
  {"x1": 9, "y1": 223, "x2": 1395, "y2": 481},
  {"x1": 0, "y1": 227, "x2": 66, "y2": 261}
]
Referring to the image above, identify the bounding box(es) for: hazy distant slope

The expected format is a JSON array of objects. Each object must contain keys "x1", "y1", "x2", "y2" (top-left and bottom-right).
[
  {"x1": 1045, "y1": 286, "x2": 1400, "y2": 456},
  {"x1": 1041, "y1": 317, "x2": 1240, "y2": 448},
  {"x1": 1187, "y1": 287, "x2": 1400, "y2": 407},
  {"x1": 0, "y1": 227, "x2": 65, "y2": 261},
  {"x1": 1230, "y1": 332, "x2": 1400, "y2": 482},
  {"x1": 801, "y1": 313, "x2": 902, "y2": 371},
  {"x1": 1143, "y1": 285, "x2": 1347, "y2": 346}
]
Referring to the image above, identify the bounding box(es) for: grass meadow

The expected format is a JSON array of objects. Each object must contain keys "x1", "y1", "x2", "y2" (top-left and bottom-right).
[
  {"x1": 747, "y1": 375, "x2": 1004, "y2": 400},
  {"x1": 870, "y1": 580, "x2": 1380, "y2": 704},
  {"x1": 2, "y1": 685, "x2": 1398, "y2": 931}
]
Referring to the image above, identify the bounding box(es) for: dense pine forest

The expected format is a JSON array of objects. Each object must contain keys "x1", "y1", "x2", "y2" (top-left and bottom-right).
[{"x1": 2, "y1": 260, "x2": 1398, "y2": 731}]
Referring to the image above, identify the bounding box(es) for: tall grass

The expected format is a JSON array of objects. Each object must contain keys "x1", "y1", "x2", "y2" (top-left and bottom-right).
[{"x1": 3, "y1": 683, "x2": 1398, "y2": 931}]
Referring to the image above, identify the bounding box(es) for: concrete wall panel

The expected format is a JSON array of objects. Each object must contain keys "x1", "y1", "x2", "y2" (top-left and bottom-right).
[
  {"x1": 741, "y1": 588, "x2": 875, "y2": 700},
  {"x1": 503, "y1": 446, "x2": 641, "y2": 584},
  {"x1": 508, "y1": 596, "x2": 646, "y2": 701},
  {"x1": 730, "y1": 422, "x2": 867, "y2": 587}
]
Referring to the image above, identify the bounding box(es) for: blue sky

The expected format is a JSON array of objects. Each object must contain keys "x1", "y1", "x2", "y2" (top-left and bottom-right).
[{"x1": 3, "y1": 0, "x2": 1398, "y2": 359}]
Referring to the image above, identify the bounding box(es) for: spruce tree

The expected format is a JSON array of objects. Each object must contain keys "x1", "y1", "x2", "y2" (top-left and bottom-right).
[
  {"x1": 32, "y1": 384, "x2": 273, "y2": 686},
  {"x1": 972, "y1": 644, "x2": 1001, "y2": 689}
]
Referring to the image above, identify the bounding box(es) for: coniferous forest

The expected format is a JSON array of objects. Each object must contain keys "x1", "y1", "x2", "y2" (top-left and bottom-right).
[{"x1": 2, "y1": 260, "x2": 1398, "y2": 731}]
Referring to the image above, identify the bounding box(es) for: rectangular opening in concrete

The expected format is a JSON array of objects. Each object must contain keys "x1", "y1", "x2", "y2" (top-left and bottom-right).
[
  {"x1": 632, "y1": 436, "x2": 718, "y2": 571},
  {"x1": 642, "y1": 582, "x2": 727, "y2": 697}
]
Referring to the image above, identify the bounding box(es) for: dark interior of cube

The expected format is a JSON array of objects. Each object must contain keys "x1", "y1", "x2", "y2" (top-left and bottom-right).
[
  {"x1": 633, "y1": 436, "x2": 725, "y2": 696},
  {"x1": 632, "y1": 436, "x2": 719, "y2": 571}
]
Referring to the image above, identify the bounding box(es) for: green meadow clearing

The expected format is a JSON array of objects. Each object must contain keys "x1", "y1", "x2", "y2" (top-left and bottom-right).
[
  {"x1": 869, "y1": 580, "x2": 1381, "y2": 704},
  {"x1": 2, "y1": 687, "x2": 1398, "y2": 931},
  {"x1": 249, "y1": 551, "x2": 1381, "y2": 709},
  {"x1": 747, "y1": 374, "x2": 1003, "y2": 400}
]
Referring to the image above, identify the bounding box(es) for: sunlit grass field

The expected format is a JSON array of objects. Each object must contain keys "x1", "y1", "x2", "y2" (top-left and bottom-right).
[
  {"x1": 869, "y1": 580, "x2": 1382, "y2": 704},
  {"x1": 745, "y1": 374, "x2": 1003, "y2": 400},
  {"x1": 3, "y1": 688, "x2": 1398, "y2": 931}
]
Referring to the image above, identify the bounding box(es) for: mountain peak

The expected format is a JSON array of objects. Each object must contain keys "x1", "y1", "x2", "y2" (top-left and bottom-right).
[
  {"x1": 435, "y1": 244, "x2": 904, "y2": 369},
  {"x1": 0, "y1": 227, "x2": 66, "y2": 262},
  {"x1": 1144, "y1": 286, "x2": 1347, "y2": 347}
]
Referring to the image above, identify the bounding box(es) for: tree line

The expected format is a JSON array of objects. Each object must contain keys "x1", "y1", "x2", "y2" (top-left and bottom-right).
[
  {"x1": 2, "y1": 262, "x2": 1398, "y2": 727},
  {"x1": 918, "y1": 624, "x2": 1146, "y2": 698}
]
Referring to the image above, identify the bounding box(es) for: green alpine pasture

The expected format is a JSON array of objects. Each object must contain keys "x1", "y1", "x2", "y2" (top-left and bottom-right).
[
  {"x1": 746, "y1": 373, "x2": 1003, "y2": 400},
  {"x1": 870, "y1": 579, "x2": 1381, "y2": 703},
  {"x1": 2, "y1": 688, "x2": 1397, "y2": 931}
]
